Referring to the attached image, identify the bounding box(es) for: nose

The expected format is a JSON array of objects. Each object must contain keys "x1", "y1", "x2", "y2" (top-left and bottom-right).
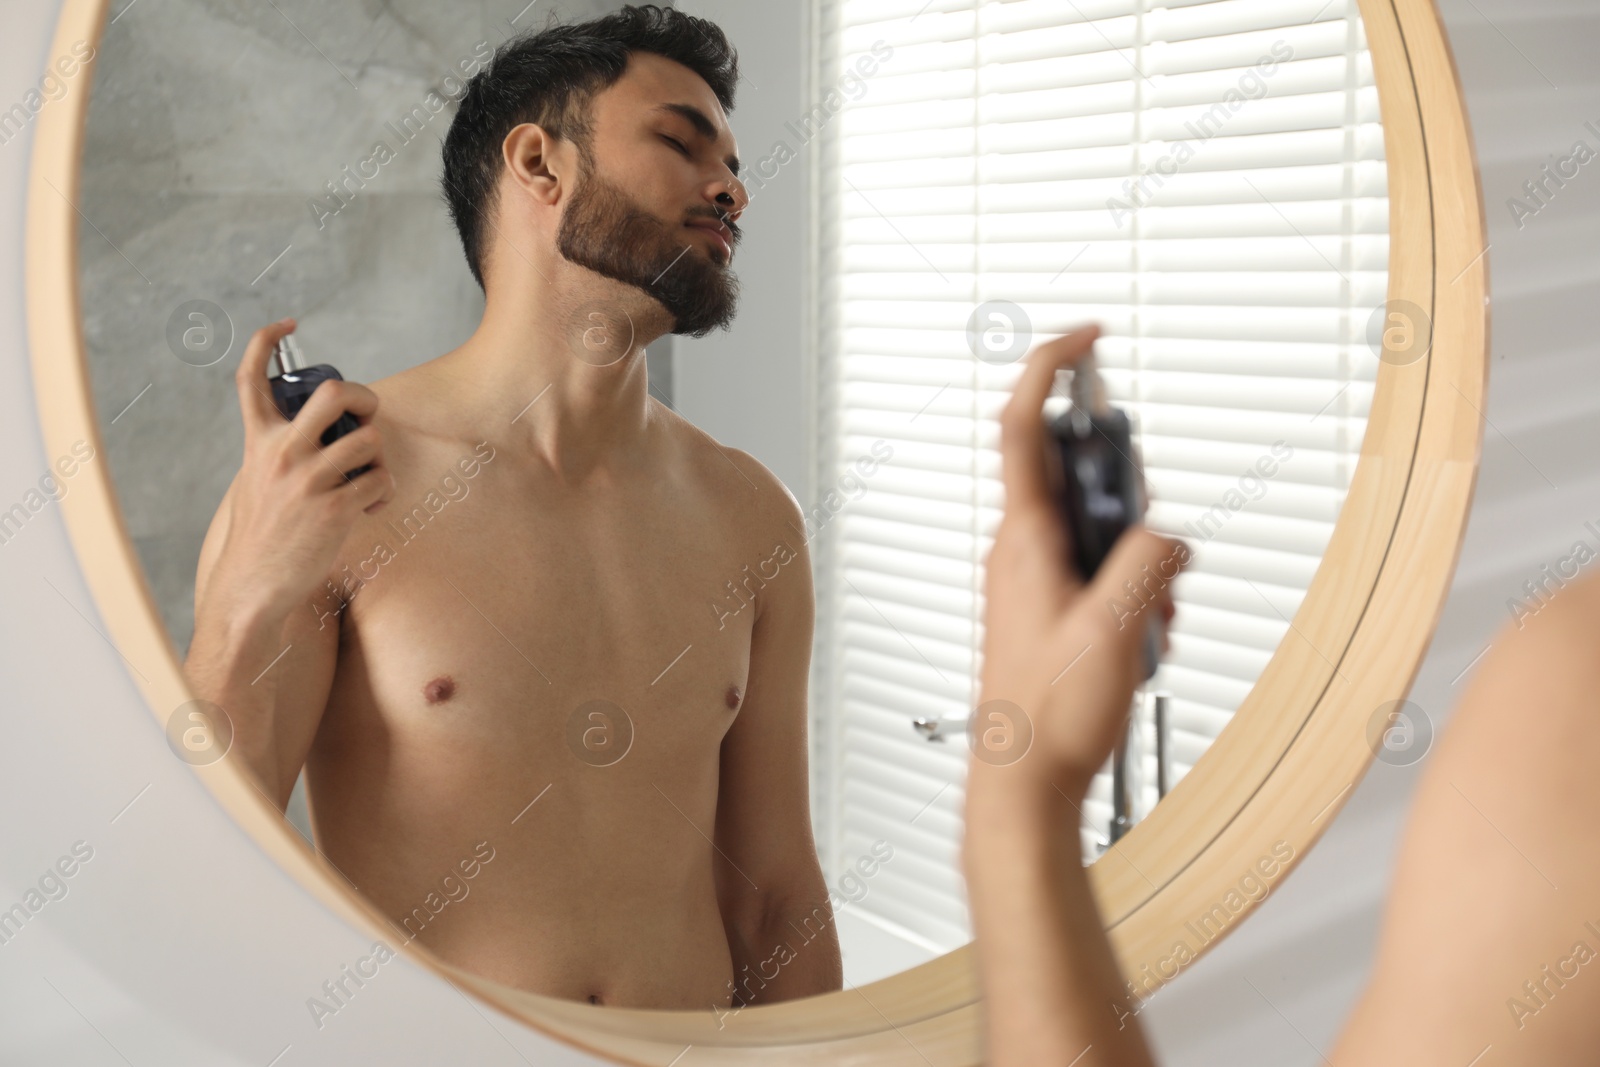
[{"x1": 713, "y1": 176, "x2": 748, "y2": 225}]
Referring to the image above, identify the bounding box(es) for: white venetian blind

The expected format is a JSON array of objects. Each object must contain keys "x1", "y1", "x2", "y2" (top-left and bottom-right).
[{"x1": 809, "y1": 0, "x2": 1388, "y2": 955}]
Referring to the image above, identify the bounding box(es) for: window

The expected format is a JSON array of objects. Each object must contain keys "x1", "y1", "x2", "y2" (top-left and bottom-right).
[{"x1": 809, "y1": 0, "x2": 1387, "y2": 961}]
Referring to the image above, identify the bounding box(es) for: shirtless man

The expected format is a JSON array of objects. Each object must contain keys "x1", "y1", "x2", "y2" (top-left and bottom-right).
[
  {"x1": 967, "y1": 326, "x2": 1600, "y2": 1064},
  {"x1": 183, "y1": 7, "x2": 841, "y2": 1010}
]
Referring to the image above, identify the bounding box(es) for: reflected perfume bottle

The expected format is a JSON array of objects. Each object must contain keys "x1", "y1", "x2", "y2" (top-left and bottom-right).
[
  {"x1": 269, "y1": 334, "x2": 373, "y2": 481},
  {"x1": 1047, "y1": 348, "x2": 1163, "y2": 680}
]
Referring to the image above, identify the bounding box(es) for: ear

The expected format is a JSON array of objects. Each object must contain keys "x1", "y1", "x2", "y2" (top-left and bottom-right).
[{"x1": 502, "y1": 123, "x2": 568, "y2": 206}]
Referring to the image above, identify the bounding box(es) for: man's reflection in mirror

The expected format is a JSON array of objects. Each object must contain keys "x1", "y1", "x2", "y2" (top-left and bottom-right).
[{"x1": 184, "y1": 5, "x2": 843, "y2": 1010}]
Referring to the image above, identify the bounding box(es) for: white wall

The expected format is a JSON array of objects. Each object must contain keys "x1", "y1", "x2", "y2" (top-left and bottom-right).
[{"x1": 672, "y1": 0, "x2": 814, "y2": 504}]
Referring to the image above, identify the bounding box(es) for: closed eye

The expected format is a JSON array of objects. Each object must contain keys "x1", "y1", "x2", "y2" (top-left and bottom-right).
[{"x1": 661, "y1": 135, "x2": 689, "y2": 156}]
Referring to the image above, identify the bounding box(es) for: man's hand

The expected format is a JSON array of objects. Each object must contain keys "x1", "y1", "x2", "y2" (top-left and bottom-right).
[
  {"x1": 973, "y1": 324, "x2": 1189, "y2": 803},
  {"x1": 201, "y1": 318, "x2": 394, "y2": 625}
]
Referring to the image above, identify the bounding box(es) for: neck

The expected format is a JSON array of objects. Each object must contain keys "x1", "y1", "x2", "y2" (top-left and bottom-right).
[{"x1": 434, "y1": 267, "x2": 675, "y2": 487}]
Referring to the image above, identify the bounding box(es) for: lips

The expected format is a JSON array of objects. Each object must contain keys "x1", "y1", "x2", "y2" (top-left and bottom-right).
[{"x1": 686, "y1": 221, "x2": 732, "y2": 259}]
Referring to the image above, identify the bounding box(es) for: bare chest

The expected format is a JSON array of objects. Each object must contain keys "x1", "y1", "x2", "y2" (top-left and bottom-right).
[{"x1": 316, "y1": 445, "x2": 761, "y2": 772}]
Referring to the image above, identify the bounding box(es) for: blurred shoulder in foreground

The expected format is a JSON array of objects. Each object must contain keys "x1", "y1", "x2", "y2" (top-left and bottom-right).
[{"x1": 1334, "y1": 568, "x2": 1600, "y2": 1064}]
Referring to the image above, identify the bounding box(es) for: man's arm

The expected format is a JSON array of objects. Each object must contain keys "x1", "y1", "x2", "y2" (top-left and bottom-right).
[
  {"x1": 712, "y1": 457, "x2": 842, "y2": 1005},
  {"x1": 961, "y1": 327, "x2": 1175, "y2": 1066},
  {"x1": 184, "y1": 318, "x2": 393, "y2": 810},
  {"x1": 188, "y1": 476, "x2": 340, "y2": 808},
  {"x1": 1330, "y1": 570, "x2": 1600, "y2": 1064}
]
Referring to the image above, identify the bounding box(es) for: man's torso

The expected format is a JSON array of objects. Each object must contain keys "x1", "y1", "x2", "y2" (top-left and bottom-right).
[{"x1": 302, "y1": 372, "x2": 770, "y2": 1009}]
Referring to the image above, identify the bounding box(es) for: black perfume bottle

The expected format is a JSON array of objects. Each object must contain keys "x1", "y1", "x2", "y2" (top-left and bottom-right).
[
  {"x1": 269, "y1": 335, "x2": 373, "y2": 481},
  {"x1": 1047, "y1": 351, "x2": 1163, "y2": 680}
]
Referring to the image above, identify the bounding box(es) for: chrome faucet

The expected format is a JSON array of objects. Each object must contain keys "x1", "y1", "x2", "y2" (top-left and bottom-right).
[
  {"x1": 911, "y1": 689, "x2": 1171, "y2": 848},
  {"x1": 911, "y1": 715, "x2": 954, "y2": 742},
  {"x1": 1108, "y1": 689, "x2": 1173, "y2": 845},
  {"x1": 1107, "y1": 687, "x2": 1171, "y2": 844}
]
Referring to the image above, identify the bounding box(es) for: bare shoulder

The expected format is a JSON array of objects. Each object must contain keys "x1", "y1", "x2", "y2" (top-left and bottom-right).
[
  {"x1": 1447, "y1": 565, "x2": 1600, "y2": 773},
  {"x1": 650, "y1": 399, "x2": 808, "y2": 542},
  {"x1": 363, "y1": 365, "x2": 432, "y2": 457},
  {"x1": 356, "y1": 361, "x2": 490, "y2": 491},
  {"x1": 1504, "y1": 564, "x2": 1600, "y2": 676},
  {"x1": 1333, "y1": 568, "x2": 1600, "y2": 1063}
]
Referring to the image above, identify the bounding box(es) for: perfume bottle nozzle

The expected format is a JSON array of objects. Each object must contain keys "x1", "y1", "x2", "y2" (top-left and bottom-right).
[
  {"x1": 1069, "y1": 352, "x2": 1108, "y2": 418},
  {"x1": 273, "y1": 335, "x2": 305, "y2": 376}
]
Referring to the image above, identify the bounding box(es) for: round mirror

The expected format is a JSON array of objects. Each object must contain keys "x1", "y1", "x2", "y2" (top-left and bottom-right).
[{"x1": 30, "y1": 0, "x2": 1485, "y2": 1060}]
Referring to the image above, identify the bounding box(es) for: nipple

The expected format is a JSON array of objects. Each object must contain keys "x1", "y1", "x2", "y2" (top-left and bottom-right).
[
  {"x1": 423, "y1": 675, "x2": 456, "y2": 705},
  {"x1": 725, "y1": 685, "x2": 742, "y2": 710}
]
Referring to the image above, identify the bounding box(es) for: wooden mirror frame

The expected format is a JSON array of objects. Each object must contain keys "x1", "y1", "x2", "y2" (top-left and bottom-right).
[{"x1": 26, "y1": 0, "x2": 1485, "y2": 1062}]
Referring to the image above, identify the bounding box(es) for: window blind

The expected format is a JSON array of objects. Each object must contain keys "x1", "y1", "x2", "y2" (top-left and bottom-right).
[{"x1": 809, "y1": 0, "x2": 1387, "y2": 956}]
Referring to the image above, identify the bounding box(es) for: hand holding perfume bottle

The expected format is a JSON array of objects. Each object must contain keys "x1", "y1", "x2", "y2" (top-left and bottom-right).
[
  {"x1": 969, "y1": 326, "x2": 1186, "y2": 798},
  {"x1": 196, "y1": 319, "x2": 392, "y2": 626},
  {"x1": 1045, "y1": 342, "x2": 1165, "y2": 680}
]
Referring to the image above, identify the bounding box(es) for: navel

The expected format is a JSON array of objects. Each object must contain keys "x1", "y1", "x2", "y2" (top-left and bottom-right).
[
  {"x1": 725, "y1": 685, "x2": 742, "y2": 710},
  {"x1": 423, "y1": 675, "x2": 457, "y2": 705}
]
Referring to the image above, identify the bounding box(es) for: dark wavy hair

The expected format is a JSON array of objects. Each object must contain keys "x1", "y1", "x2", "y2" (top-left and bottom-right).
[{"x1": 441, "y1": 4, "x2": 739, "y2": 292}]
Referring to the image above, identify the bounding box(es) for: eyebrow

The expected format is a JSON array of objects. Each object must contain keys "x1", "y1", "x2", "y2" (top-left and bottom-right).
[{"x1": 653, "y1": 102, "x2": 741, "y2": 178}]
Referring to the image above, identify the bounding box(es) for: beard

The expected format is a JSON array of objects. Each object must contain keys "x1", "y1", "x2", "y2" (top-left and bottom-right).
[{"x1": 556, "y1": 149, "x2": 740, "y2": 339}]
